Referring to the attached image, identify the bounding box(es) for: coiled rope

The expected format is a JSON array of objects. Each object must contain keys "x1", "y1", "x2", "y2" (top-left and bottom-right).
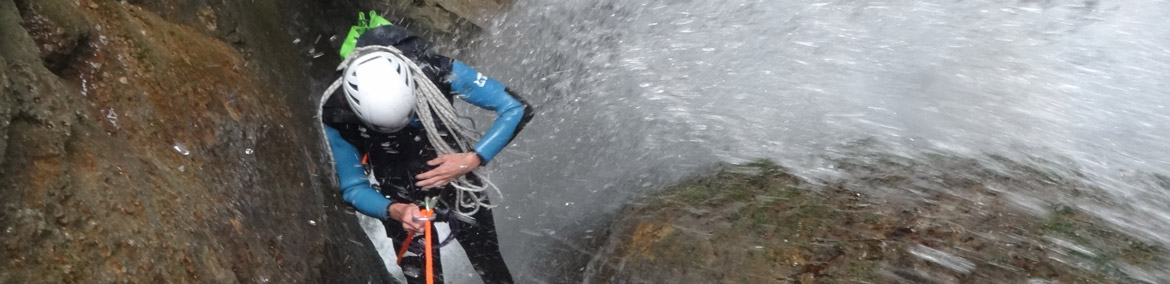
[{"x1": 321, "y1": 45, "x2": 501, "y2": 219}]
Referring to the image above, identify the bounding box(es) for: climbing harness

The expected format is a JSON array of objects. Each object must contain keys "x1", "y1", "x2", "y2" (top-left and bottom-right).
[
  {"x1": 362, "y1": 153, "x2": 476, "y2": 252},
  {"x1": 396, "y1": 197, "x2": 439, "y2": 284}
]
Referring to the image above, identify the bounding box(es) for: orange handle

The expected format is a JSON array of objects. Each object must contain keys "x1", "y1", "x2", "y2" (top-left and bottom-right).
[{"x1": 421, "y1": 209, "x2": 435, "y2": 284}]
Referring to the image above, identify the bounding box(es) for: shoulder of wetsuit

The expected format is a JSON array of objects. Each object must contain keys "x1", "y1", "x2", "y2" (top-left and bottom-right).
[
  {"x1": 355, "y1": 25, "x2": 435, "y2": 59},
  {"x1": 418, "y1": 53, "x2": 454, "y2": 80}
]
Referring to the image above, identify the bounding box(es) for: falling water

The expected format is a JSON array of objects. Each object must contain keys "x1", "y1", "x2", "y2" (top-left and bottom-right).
[{"x1": 373, "y1": 0, "x2": 1170, "y2": 282}]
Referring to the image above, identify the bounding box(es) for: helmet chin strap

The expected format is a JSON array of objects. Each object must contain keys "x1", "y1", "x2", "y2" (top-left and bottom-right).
[{"x1": 322, "y1": 45, "x2": 503, "y2": 219}]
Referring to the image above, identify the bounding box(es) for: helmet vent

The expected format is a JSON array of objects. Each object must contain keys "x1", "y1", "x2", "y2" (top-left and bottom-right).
[
  {"x1": 347, "y1": 83, "x2": 361, "y2": 103},
  {"x1": 358, "y1": 56, "x2": 380, "y2": 65}
]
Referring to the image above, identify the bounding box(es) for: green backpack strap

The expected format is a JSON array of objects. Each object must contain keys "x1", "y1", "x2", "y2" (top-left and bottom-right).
[{"x1": 339, "y1": 11, "x2": 395, "y2": 58}]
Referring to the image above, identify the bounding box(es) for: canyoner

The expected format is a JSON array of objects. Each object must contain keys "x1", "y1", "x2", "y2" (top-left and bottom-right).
[{"x1": 316, "y1": 11, "x2": 534, "y2": 284}]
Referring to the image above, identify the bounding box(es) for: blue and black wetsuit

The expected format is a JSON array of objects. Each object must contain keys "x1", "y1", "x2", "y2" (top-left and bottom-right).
[{"x1": 319, "y1": 25, "x2": 532, "y2": 284}]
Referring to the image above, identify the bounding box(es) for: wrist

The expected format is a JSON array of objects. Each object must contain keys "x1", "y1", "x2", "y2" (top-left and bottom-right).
[
  {"x1": 387, "y1": 203, "x2": 407, "y2": 221},
  {"x1": 468, "y1": 151, "x2": 483, "y2": 166}
]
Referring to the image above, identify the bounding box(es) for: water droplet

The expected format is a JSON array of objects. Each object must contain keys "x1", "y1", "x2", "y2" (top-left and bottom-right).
[
  {"x1": 105, "y1": 108, "x2": 119, "y2": 129},
  {"x1": 403, "y1": 266, "x2": 421, "y2": 278},
  {"x1": 245, "y1": 148, "x2": 254, "y2": 155},
  {"x1": 1046, "y1": 237, "x2": 1097, "y2": 257},
  {"x1": 173, "y1": 143, "x2": 191, "y2": 156},
  {"x1": 908, "y1": 244, "x2": 975, "y2": 274}
]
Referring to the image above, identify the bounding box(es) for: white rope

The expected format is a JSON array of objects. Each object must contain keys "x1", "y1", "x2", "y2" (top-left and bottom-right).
[{"x1": 322, "y1": 45, "x2": 503, "y2": 219}]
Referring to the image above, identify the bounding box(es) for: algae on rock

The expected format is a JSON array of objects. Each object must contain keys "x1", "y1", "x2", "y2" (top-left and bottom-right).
[{"x1": 587, "y1": 160, "x2": 1167, "y2": 283}]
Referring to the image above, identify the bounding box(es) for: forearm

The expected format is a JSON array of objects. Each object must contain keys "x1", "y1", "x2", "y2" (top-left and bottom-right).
[
  {"x1": 449, "y1": 60, "x2": 535, "y2": 163},
  {"x1": 472, "y1": 103, "x2": 527, "y2": 162},
  {"x1": 325, "y1": 125, "x2": 391, "y2": 219}
]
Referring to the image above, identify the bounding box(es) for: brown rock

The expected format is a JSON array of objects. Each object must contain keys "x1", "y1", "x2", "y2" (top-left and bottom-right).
[
  {"x1": 13, "y1": 0, "x2": 93, "y2": 75},
  {"x1": 1, "y1": 0, "x2": 503, "y2": 282}
]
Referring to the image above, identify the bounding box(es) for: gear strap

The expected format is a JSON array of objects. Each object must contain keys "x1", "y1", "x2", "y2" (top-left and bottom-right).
[{"x1": 340, "y1": 10, "x2": 394, "y2": 58}]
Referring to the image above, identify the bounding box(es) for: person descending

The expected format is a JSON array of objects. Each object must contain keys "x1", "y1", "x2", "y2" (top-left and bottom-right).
[{"x1": 317, "y1": 11, "x2": 534, "y2": 284}]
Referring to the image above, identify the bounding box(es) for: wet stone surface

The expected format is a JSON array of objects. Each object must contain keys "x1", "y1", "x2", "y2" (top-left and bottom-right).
[
  {"x1": 0, "y1": 0, "x2": 497, "y2": 282},
  {"x1": 586, "y1": 160, "x2": 1167, "y2": 283},
  {"x1": 13, "y1": 0, "x2": 93, "y2": 75}
]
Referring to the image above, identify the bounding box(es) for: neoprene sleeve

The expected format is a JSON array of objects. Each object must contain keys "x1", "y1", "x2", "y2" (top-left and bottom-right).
[
  {"x1": 449, "y1": 60, "x2": 526, "y2": 164},
  {"x1": 325, "y1": 125, "x2": 391, "y2": 220}
]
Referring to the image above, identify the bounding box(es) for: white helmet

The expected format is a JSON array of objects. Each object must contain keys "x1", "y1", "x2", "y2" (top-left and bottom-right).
[{"x1": 343, "y1": 51, "x2": 417, "y2": 133}]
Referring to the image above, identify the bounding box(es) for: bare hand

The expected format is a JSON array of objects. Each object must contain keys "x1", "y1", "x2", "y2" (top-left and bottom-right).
[
  {"x1": 388, "y1": 203, "x2": 426, "y2": 234},
  {"x1": 415, "y1": 152, "x2": 481, "y2": 189}
]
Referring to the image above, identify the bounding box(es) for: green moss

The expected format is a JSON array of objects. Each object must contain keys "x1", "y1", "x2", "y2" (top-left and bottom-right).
[
  {"x1": 863, "y1": 213, "x2": 881, "y2": 225},
  {"x1": 843, "y1": 260, "x2": 879, "y2": 279},
  {"x1": 607, "y1": 160, "x2": 1168, "y2": 284},
  {"x1": 661, "y1": 160, "x2": 798, "y2": 206},
  {"x1": 1040, "y1": 205, "x2": 1086, "y2": 240},
  {"x1": 669, "y1": 182, "x2": 715, "y2": 204},
  {"x1": 749, "y1": 206, "x2": 771, "y2": 228},
  {"x1": 1032, "y1": 204, "x2": 1168, "y2": 282}
]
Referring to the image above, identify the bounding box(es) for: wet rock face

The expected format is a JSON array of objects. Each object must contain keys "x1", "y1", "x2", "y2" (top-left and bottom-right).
[
  {"x1": 13, "y1": 0, "x2": 93, "y2": 75},
  {"x1": 587, "y1": 160, "x2": 1168, "y2": 283},
  {"x1": 12, "y1": 0, "x2": 93, "y2": 75},
  {"x1": 0, "y1": 0, "x2": 499, "y2": 282}
]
